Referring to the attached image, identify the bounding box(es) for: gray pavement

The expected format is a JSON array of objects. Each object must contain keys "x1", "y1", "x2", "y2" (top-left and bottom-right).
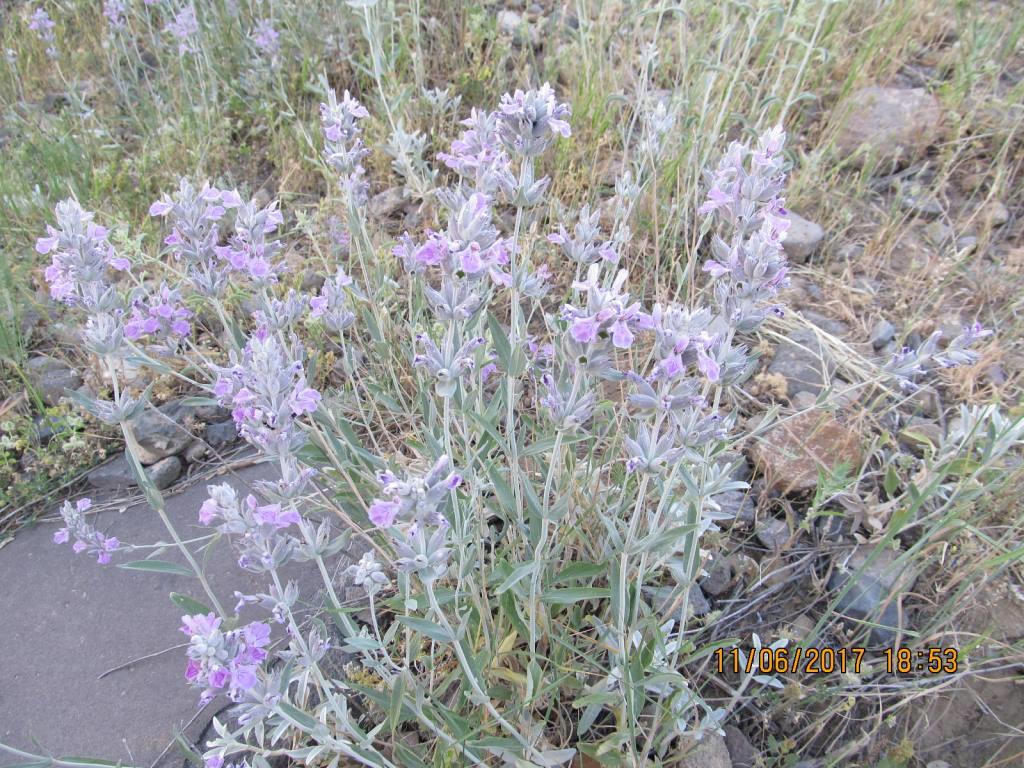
[{"x1": 0, "y1": 463, "x2": 315, "y2": 768}]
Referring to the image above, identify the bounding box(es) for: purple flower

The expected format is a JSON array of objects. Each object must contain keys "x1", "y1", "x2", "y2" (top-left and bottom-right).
[
  {"x1": 368, "y1": 498, "x2": 400, "y2": 528},
  {"x1": 53, "y1": 498, "x2": 120, "y2": 565},
  {"x1": 320, "y1": 88, "x2": 370, "y2": 201},
  {"x1": 103, "y1": 0, "x2": 126, "y2": 30},
  {"x1": 124, "y1": 282, "x2": 192, "y2": 351},
  {"x1": 29, "y1": 7, "x2": 58, "y2": 59},
  {"x1": 496, "y1": 82, "x2": 572, "y2": 156},
  {"x1": 165, "y1": 5, "x2": 199, "y2": 55},
  {"x1": 39, "y1": 200, "x2": 130, "y2": 308},
  {"x1": 181, "y1": 613, "x2": 270, "y2": 704},
  {"x1": 251, "y1": 19, "x2": 279, "y2": 59}
]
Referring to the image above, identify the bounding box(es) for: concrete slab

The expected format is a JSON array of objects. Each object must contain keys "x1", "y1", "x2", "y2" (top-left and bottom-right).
[{"x1": 0, "y1": 462, "x2": 330, "y2": 768}]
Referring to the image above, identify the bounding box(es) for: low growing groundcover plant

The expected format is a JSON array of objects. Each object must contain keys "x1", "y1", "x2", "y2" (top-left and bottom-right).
[{"x1": 8, "y1": 76, "x2": 1020, "y2": 768}]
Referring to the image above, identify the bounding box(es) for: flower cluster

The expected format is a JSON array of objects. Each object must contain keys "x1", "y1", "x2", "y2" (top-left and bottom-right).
[
  {"x1": 309, "y1": 267, "x2": 358, "y2": 334},
  {"x1": 496, "y1": 82, "x2": 572, "y2": 157},
  {"x1": 103, "y1": 0, "x2": 126, "y2": 30},
  {"x1": 181, "y1": 613, "x2": 271, "y2": 705},
  {"x1": 251, "y1": 19, "x2": 279, "y2": 60},
  {"x1": 124, "y1": 283, "x2": 192, "y2": 350},
  {"x1": 548, "y1": 204, "x2": 618, "y2": 266},
  {"x1": 320, "y1": 88, "x2": 370, "y2": 201},
  {"x1": 38, "y1": 199, "x2": 130, "y2": 308},
  {"x1": 29, "y1": 7, "x2": 58, "y2": 59},
  {"x1": 214, "y1": 199, "x2": 284, "y2": 285},
  {"x1": 212, "y1": 329, "x2": 321, "y2": 453},
  {"x1": 884, "y1": 322, "x2": 993, "y2": 390},
  {"x1": 345, "y1": 551, "x2": 390, "y2": 596},
  {"x1": 53, "y1": 498, "x2": 120, "y2": 564},
  {"x1": 199, "y1": 483, "x2": 300, "y2": 571},
  {"x1": 699, "y1": 125, "x2": 790, "y2": 333},
  {"x1": 165, "y1": 5, "x2": 199, "y2": 56},
  {"x1": 149, "y1": 180, "x2": 243, "y2": 297}
]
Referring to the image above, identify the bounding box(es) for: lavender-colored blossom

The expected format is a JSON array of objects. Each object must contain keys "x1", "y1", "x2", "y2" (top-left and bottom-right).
[
  {"x1": 38, "y1": 200, "x2": 130, "y2": 308},
  {"x1": 345, "y1": 551, "x2": 390, "y2": 595},
  {"x1": 883, "y1": 323, "x2": 993, "y2": 391},
  {"x1": 165, "y1": 5, "x2": 199, "y2": 55},
  {"x1": 368, "y1": 455, "x2": 462, "y2": 529},
  {"x1": 211, "y1": 330, "x2": 320, "y2": 453},
  {"x1": 29, "y1": 7, "x2": 58, "y2": 59},
  {"x1": 437, "y1": 108, "x2": 514, "y2": 195},
  {"x1": 103, "y1": 0, "x2": 126, "y2": 30},
  {"x1": 53, "y1": 498, "x2": 120, "y2": 564},
  {"x1": 253, "y1": 289, "x2": 308, "y2": 332},
  {"x1": 181, "y1": 613, "x2": 270, "y2": 705},
  {"x1": 214, "y1": 199, "x2": 283, "y2": 285},
  {"x1": 198, "y1": 483, "x2": 300, "y2": 572},
  {"x1": 496, "y1": 83, "x2": 572, "y2": 156},
  {"x1": 548, "y1": 205, "x2": 617, "y2": 266},
  {"x1": 320, "y1": 88, "x2": 370, "y2": 201},
  {"x1": 309, "y1": 268, "x2": 358, "y2": 333},
  {"x1": 539, "y1": 373, "x2": 596, "y2": 431},
  {"x1": 561, "y1": 265, "x2": 652, "y2": 352},
  {"x1": 251, "y1": 18, "x2": 279, "y2": 59},
  {"x1": 124, "y1": 283, "x2": 192, "y2": 350},
  {"x1": 413, "y1": 333, "x2": 486, "y2": 397}
]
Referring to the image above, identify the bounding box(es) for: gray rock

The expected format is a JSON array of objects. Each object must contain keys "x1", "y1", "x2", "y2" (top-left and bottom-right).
[
  {"x1": 27, "y1": 355, "x2": 83, "y2": 407},
  {"x1": 871, "y1": 319, "x2": 897, "y2": 350},
  {"x1": 782, "y1": 212, "x2": 825, "y2": 263},
  {"x1": 131, "y1": 400, "x2": 222, "y2": 465},
  {"x1": 954, "y1": 234, "x2": 978, "y2": 253},
  {"x1": 131, "y1": 405, "x2": 196, "y2": 465},
  {"x1": 497, "y1": 9, "x2": 522, "y2": 34},
  {"x1": 183, "y1": 441, "x2": 209, "y2": 463},
  {"x1": 802, "y1": 309, "x2": 849, "y2": 337},
  {"x1": 700, "y1": 555, "x2": 733, "y2": 597},
  {"x1": 766, "y1": 328, "x2": 833, "y2": 398},
  {"x1": 900, "y1": 192, "x2": 943, "y2": 218},
  {"x1": 828, "y1": 546, "x2": 916, "y2": 646},
  {"x1": 790, "y1": 390, "x2": 819, "y2": 411},
  {"x1": 368, "y1": 186, "x2": 407, "y2": 219},
  {"x1": 899, "y1": 418, "x2": 943, "y2": 455},
  {"x1": 205, "y1": 420, "x2": 238, "y2": 447},
  {"x1": 923, "y1": 219, "x2": 953, "y2": 246},
  {"x1": 87, "y1": 453, "x2": 181, "y2": 490},
  {"x1": 831, "y1": 86, "x2": 943, "y2": 171},
  {"x1": 146, "y1": 456, "x2": 183, "y2": 490},
  {"x1": 688, "y1": 584, "x2": 711, "y2": 617},
  {"x1": 755, "y1": 517, "x2": 790, "y2": 551},
  {"x1": 674, "y1": 732, "x2": 731, "y2": 768},
  {"x1": 87, "y1": 454, "x2": 137, "y2": 489},
  {"x1": 982, "y1": 201, "x2": 1009, "y2": 227},
  {"x1": 713, "y1": 490, "x2": 756, "y2": 527},
  {"x1": 724, "y1": 725, "x2": 759, "y2": 768}
]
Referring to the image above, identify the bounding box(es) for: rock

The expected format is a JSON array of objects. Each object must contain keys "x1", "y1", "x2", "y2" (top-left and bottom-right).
[
  {"x1": 766, "y1": 329, "x2": 833, "y2": 398},
  {"x1": 368, "y1": 186, "x2": 407, "y2": 219},
  {"x1": 146, "y1": 455, "x2": 183, "y2": 489},
  {"x1": 87, "y1": 453, "x2": 181, "y2": 490},
  {"x1": 27, "y1": 355, "x2": 83, "y2": 407},
  {"x1": 782, "y1": 212, "x2": 825, "y2": 263},
  {"x1": 755, "y1": 517, "x2": 790, "y2": 551},
  {"x1": 205, "y1": 420, "x2": 238, "y2": 447},
  {"x1": 714, "y1": 490, "x2": 756, "y2": 527},
  {"x1": 922, "y1": 219, "x2": 953, "y2": 246},
  {"x1": 870, "y1": 319, "x2": 897, "y2": 350},
  {"x1": 899, "y1": 418, "x2": 943, "y2": 455},
  {"x1": 831, "y1": 86, "x2": 943, "y2": 170},
  {"x1": 802, "y1": 310, "x2": 848, "y2": 337},
  {"x1": 790, "y1": 390, "x2": 818, "y2": 411},
  {"x1": 700, "y1": 555, "x2": 734, "y2": 597},
  {"x1": 899, "y1": 191, "x2": 943, "y2": 218},
  {"x1": 131, "y1": 403, "x2": 198, "y2": 465},
  {"x1": 723, "y1": 726, "x2": 759, "y2": 768},
  {"x1": 672, "y1": 732, "x2": 731, "y2": 768},
  {"x1": 981, "y1": 200, "x2": 1009, "y2": 227},
  {"x1": 749, "y1": 411, "x2": 863, "y2": 494},
  {"x1": 688, "y1": 584, "x2": 711, "y2": 617},
  {"x1": 954, "y1": 234, "x2": 978, "y2": 253},
  {"x1": 828, "y1": 545, "x2": 916, "y2": 646},
  {"x1": 183, "y1": 440, "x2": 208, "y2": 463},
  {"x1": 497, "y1": 9, "x2": 522, "y2": 34}
]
